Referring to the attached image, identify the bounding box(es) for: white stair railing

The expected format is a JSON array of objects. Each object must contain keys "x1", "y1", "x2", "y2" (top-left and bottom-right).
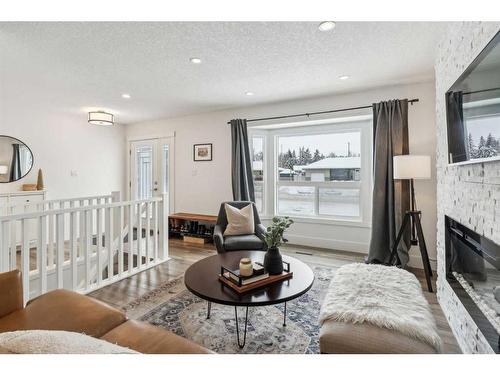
[
  {"x1": 0, "y1": 191, "x2": 119, "y2": 216},
  {"x1": 0, "y1": 193, "x2": 169, "y2": 304}
]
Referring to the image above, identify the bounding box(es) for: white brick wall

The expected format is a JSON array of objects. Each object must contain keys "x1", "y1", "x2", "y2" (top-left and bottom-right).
[{"x1": 435, "y1": 21, "x2": 500, "y2": 354}]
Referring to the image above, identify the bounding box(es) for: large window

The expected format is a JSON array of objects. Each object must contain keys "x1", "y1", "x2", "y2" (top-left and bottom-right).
[{"x1": 250, "y1": 119, "x2": 371, "y2": 224}]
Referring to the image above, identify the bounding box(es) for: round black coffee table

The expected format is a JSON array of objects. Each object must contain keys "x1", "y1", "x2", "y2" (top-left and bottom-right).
[{"x1": 184, "y1": 250, "x2": 314, "y2": 348}]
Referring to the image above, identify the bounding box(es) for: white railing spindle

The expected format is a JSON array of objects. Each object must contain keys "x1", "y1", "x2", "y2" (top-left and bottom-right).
[
  {"x1": 128, "y1": 203, "x2": 134, "y2": 273},
  {"x1": 153, "y1": 201, "x2": 159, "y2": 262},
  {"x1": 118, "y1": 206, "x2": 124, "y2": 275},
  {"x1": 96, "y1": 207, "x2": 103, "y2": 286},
  {"x1": 38, "y1": 215, "x2": 47, "y2": 294},
  {"x1": 21, "y1": 219, "x2": 30, "y2": 304},
  {"x1": 105, "y1": 206, "x2": 113, "y2": 280},
  {"x1": 56, "y1": 213, "x2": 64, "y2": 289},
  {"x1": 48, "y1": 202, "x2": 55, "y2": 268},
  {"x1": 84, "y1": 209, "x2": 92, "y2": 289},
  {"x1": 146, "y1": 202, "x2": 151, "y2": 266},
  {"x1": 137, "y1": 202, "x2": 142, "y2": 269},
  {"x1": 70, "y1": 211, "x2": 77, "y2": 291}
]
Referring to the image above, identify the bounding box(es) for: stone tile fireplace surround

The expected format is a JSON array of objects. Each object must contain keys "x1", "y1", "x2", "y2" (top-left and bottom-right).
[{"x1": 436, "y1": 21, "x2": 500, "y2": 354}]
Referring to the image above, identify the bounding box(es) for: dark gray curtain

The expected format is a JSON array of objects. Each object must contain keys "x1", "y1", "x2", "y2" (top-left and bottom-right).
[
  {"x1": 446, "y1": 91, "x2": 467, "y2": 163},
  {"x1": 230, "y1": 119, "x2": 255, "y2": 202},
  {"x1": 367, "y1": 99, "x2": 410, "y2": 266},
  {"x1": 9, "y1": 144, "x2": 21, "y2": 182}
]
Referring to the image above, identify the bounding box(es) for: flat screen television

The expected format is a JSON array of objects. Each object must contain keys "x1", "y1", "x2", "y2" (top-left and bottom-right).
[{"x1": 446, "y1": 30, "x2": 500, "y2": 164}]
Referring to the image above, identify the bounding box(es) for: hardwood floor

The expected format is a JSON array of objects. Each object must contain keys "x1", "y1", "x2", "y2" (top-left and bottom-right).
[{"x1": 89, "y1": 239, "x2": 461, "y2": 353}]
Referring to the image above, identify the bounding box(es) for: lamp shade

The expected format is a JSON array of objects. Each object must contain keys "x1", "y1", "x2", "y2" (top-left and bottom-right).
[
  {"x1": 0, "y1": 165, "x2": 8, "y2": 174},
  {"x1": 88, "y1": 111, "x2": 114, "y2": 126},
  {"x1": 393, "y1": 155, "x2": 431, "y2": 180}
]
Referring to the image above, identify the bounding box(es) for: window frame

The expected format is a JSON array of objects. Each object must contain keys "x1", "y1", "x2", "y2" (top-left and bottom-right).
[
  {"x1": 250, "y1": 119, "x2": 372, "y2": 227},
  {"x1": 250, "y1": 134, "x2": 266, "y2": 214}
]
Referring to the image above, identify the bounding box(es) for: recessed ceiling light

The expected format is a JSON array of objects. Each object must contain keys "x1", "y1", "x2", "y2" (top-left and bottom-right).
[
  {"x1": 190, "y1": 57, "x2": 202, "y2": 64},
  {"x1": 245, "y1": 92, "x2": 254, "y2": 96},
  {"x1": 318, "y1": 21, "x2": 336, "y2": 32},
  {"x1": 339, "y1": 75, "x2": 350, "y2": 80},
  {"x1": 121, "y1": 94, "x2": 131, "y2": 99}
]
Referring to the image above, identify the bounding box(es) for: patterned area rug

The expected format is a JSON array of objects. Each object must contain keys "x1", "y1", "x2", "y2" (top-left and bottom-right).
[{"x1": 122, "y1": 264, "x2": 337, "y2": 354}]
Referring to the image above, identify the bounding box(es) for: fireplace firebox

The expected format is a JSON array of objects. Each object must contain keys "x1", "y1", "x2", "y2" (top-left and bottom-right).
[{"x1": 445, "y1": 216, "x2": 500, "y2": 353}]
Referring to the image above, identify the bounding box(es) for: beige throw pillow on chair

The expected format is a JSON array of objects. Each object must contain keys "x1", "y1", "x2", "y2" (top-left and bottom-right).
[{"x1": 223, "y1": 203, "x2": 255, "y2": 236}]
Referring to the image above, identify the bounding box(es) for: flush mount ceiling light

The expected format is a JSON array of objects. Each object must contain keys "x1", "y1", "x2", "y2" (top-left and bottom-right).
[
  {"x1": 88, "y1": 111, "x2": 114, "y2": 126},
  {"x1": 245, "y1": 92, "x2": 254, "y2": 96},
  {"x1": 190, "y1": 57, "x2": 202, "y2": 64},
  {"x1": 318, "y1": 21, "x2": 336, "y2": 32},
  {"x1": 339, "y1": 75, "x2": 350, "y2": 80},
  {"x1": 121, "y1": 93, "x2": 131, "y2": 99}
]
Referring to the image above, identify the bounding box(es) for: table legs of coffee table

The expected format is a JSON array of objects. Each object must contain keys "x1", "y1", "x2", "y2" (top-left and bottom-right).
[
  {"x1": 234, "y1": 305, "x2": 249, "y2": 349},
  {"x1": 283, "y1": 302, "x2": 287, "y2": 327},
  {"x1": 206, "y1": 301, "x2": 212, "y2": 319}
]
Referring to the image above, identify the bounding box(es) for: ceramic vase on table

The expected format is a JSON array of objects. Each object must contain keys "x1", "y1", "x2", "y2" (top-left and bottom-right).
[{"x1": 264, "y1": 247, "x2": 283, "y2": 275}]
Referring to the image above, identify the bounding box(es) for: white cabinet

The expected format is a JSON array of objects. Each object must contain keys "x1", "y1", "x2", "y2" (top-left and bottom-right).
[{"x1": 0, "y1": 190, "x2": 47, "y2": 245}]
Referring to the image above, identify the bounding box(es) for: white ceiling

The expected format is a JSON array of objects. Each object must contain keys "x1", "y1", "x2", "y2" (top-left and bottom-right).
[{"x1": 0, "y1": 22, "x2": 449, "y2": 124}]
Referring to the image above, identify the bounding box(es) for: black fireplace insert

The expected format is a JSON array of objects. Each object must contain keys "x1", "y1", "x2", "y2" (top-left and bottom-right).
[{"x1": 445, "y1": 215, "x2": 500, "y2": 353}]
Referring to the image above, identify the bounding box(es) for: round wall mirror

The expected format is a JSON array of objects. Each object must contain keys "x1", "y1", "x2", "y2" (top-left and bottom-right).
[{"x1": 0, "y1": 135, "x2": 34, "y2": 183}]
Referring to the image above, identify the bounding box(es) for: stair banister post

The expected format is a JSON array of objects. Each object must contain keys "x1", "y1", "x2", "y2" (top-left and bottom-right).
[{"x1": 160, "y1": 193, "x2": 169, "y2": 260}]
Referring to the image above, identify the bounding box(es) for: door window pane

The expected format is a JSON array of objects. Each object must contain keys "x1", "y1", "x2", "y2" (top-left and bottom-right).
[{"x1": 135, "y1": 146, "x2": 153, "y2": 200}]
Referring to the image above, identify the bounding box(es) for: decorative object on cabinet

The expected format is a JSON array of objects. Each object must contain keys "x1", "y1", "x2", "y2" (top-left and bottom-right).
[
  {"x1": 22, "y1": 184, "x2": 37, "y2": 191},
  {"x1": 36, "y1": 168, "x2": 44, "y2": 190}
]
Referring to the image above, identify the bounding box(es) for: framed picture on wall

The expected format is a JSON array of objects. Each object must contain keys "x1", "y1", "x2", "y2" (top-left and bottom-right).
[{"x1": 193, "y1": 143, "x2": 213, "y2": 161}]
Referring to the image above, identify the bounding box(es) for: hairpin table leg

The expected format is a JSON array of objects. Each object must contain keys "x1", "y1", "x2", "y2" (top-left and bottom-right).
[
  {"x1": 206, "y1": 301, "x2": 211, "y2": 319},
  {"x1": 283, "y1": 302, "x2": 287, "y2": 327},
  {"x1": 234, "y1": 305, "x2": 249, "y2": 349}
]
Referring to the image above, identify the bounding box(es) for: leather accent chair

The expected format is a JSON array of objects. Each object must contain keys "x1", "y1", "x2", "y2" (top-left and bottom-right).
[
  {"x1": 213, "y1": 201, "x2": 267, "y2": 253},
  {"x1": 0, "y1": 270, "x2": 212, "y2": 354}
]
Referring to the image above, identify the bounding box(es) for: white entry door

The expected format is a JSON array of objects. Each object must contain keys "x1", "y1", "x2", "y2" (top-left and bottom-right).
[{"x1": 130, "y1": 137, "x2": 174, "y2": 212}]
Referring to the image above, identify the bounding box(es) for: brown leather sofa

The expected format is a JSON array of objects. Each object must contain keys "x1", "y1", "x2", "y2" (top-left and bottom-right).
[{"x1": 0, "y1": 270, "x2": 211, "y2": 354}]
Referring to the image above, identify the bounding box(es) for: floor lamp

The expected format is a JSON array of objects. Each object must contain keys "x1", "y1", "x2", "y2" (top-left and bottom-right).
[{"x1": 388, "y1": 155, "x2": 434, "y2": 292}]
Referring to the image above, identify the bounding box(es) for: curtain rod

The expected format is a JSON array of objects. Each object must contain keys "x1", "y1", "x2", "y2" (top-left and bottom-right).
[{"x1": 226, "y1": 98, "x2": 419, "y2": 124}]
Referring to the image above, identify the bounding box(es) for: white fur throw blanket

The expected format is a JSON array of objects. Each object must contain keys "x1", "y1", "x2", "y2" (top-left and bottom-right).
[
  {"x1": 319, "y1": 263, "x2": 442, "y2": 352},
  {"x1": 0, "y1": 330, "x2": 138, "y2": 354}
]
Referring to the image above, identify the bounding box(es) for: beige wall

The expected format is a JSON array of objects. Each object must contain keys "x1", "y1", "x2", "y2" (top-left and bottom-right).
[
  {"x1": 0, "y1": 109, "x2": 126, "y2": 199},
  {"x1": 126, "y1": 81, "x2": 437, "y2": 267}
]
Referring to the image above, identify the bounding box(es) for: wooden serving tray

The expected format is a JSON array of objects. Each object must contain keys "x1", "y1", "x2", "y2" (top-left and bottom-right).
[{"x1": 218, "y1": 271, "x2": 293, "y2": 293}]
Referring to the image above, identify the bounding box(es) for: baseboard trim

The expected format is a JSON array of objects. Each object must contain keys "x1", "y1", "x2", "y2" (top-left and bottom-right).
[
  {"x1": 286, "y1": 234, "x2": 436, "y2": 271},
  {"x1": 285, "y1": 233, "x2": 368, "y2": 254}
]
